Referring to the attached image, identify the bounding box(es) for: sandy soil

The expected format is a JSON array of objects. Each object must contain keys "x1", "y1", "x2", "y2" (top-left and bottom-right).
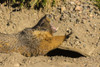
[{"x1": 0, "y1": 0, "x2": 100, "y2": 67}]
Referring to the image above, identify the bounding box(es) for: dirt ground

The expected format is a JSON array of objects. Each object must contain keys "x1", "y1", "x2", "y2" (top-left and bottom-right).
[{"x1": 0, "y1": 0, "x2": 100, "y2": 67}]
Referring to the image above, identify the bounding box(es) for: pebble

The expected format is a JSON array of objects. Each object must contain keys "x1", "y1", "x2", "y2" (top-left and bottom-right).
[
  {"x1": 47, "y1": 60, "x2": 52, "y2": 63},
  {"x1": 90, "y1": 14, "x2": 94, "y2": 17},
  {"x1": 61, "y1": 6, "x2": 66, "y2": 13},
  {"x1": 14, "y1": 63, "x2": 20, "y2": 67},
  {"x1": 70, "y1": 2, "x2": 75, "y2": 5},
  {"x1": 76, "y1": 1, "x2": 81, "y2": 5},
  {"x1": 76, "y1": 19, "x2": 80, "y2": 23},
  {"x1": 0, "y1": 10, "x2": 2, "y2": 14},
  {"x1": 75, "y1": 6, "x2": 83, "y2": 11}
]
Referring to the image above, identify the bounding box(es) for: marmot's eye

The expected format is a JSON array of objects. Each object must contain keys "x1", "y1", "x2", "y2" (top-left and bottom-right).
[{"x1": 21, "y1": 31, "x2": 25, "y2": 34}]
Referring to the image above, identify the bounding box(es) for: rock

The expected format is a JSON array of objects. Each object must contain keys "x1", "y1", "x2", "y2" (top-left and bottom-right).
[
  {"x1": 0, "y1": 10, "x2": 2, "y2": 14},
  {"x1": 47, "y1": 60, "x2": 52, "y2": 63},
  {"x1": 14, "y1": 63, "x2": 20, "y2": 67},
  {"x1": 75, "y1": 6, "x2": 83, "y2": 11},
  {"x1": 70, "y1": 2, "x2": 75, "y2": 5},
  {"x1": 76, "y1": 1, "x2": 81, "y2": 5},
  {"x1": 61, "y1": 6, "x2": 66, "y2": 13},
  {"x1": 90, "y1": 14, "x2": 94, "y2": 18}
]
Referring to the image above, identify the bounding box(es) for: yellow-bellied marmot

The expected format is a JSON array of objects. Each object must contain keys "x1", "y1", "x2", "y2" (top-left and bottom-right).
[{"x1": 0, "y1": 15, "x2": 65, "y2": 57}]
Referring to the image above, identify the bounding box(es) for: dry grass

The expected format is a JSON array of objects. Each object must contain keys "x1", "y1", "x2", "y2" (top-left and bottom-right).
[
  {"x1": 92, "y1": 0, "x2": 100, "y2": 9},
  {"x1": 0, "y1": 0, "x2": 60, "y2": 9}
]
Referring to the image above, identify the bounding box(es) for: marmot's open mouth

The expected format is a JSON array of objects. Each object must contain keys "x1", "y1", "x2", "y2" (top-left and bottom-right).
[{"x1": 50, "y1": 24, "x2": 58, "y2": 33}]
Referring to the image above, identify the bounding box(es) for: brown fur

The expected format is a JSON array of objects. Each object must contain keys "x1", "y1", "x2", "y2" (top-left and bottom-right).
[{"x1": 0, "y1": 15, "x2": 65, "y2": 57}]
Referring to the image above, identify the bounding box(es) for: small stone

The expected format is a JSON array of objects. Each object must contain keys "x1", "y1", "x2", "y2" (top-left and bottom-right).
[
  {"x1": 76, "y1": 19, "x2": 80, "y2": 23},
  {"x1": 14, "y1": 63, "x2": 20, "y2": 67},
  {"x1": 70, "y1": 2, "x2": 75, "y2": 5},
  {"x1": 47, "y1": 60, "x2": 52, "y2": 63},
  {"x1": 90, "y1": 14, "x2": 94, "y2": 17},
  {"x1": 0, "y1": 10, "x2": 2, "y2": 13},
  {"x1": 79, "y1": 11, "x2": 82, "y2": 13},
  {"x1": 75, "y1": 6, "x2": 83, "y2": 11},
  {"x1": 61, "y1": 6, "x2": 66, "y2": 12},
  {"x1": 76, "y1": 1, "x2": 81, "y2": 5}
]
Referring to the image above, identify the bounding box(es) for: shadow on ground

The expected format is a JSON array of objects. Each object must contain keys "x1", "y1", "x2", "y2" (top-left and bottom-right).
[{"x1": 47, "y1": 48, "x2": 84, "y2": 58}]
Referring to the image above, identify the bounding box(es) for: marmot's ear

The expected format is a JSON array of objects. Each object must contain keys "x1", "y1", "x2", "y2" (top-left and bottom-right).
[{"x1": 33, "y1": 15, "x2": 53, "y2": 34}]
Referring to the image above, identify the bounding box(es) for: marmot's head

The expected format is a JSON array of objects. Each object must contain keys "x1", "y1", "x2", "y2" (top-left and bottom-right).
[
  {"x1": 33, "y1": 14, "x2": 56, "y2": 34},
  {"x1": 18, "y1": 15, "x2": 65, "y2": 56}
]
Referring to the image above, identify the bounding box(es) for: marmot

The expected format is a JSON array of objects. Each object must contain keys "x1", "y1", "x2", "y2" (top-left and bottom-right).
[{"x1": 0, "y1": 15, "x2": 65, "y2": 57}]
